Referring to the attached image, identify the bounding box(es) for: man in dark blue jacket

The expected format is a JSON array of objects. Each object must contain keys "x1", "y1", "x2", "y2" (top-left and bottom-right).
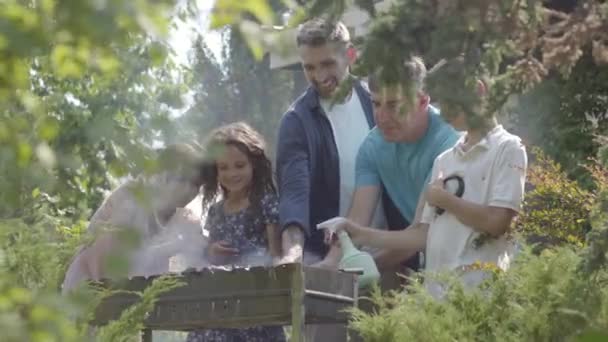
[
  {"x1": 276, "y1": 18, "x2": 399, "y2": 266},
  {"x1": 275, "y1": 17, "x2": 391, "y2": 342}
]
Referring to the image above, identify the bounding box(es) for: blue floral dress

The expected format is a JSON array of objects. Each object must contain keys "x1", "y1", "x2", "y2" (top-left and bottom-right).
[{"x1": 186, "y1": 193, "x2": 286, "y2": 342}]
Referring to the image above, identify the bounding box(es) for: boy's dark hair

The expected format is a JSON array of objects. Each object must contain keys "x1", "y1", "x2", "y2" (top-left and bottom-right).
[
  {"x1": 200, "y1": 122, "x2": 276, "y2": 212},
  {"x1": 368, "y1": 56, "x2": 427, "y2": 94},
  {"x1": 426, "y1": 55, "x2": 494, "y2": 129}
]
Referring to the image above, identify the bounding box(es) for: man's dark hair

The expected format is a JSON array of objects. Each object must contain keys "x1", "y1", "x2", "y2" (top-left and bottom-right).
[
  {"x1": 296, "y1": 18, "x2": 350, "y2": 48},
  {"x1": 368, "y1": 56, "x2": 427, "y2": 93}
]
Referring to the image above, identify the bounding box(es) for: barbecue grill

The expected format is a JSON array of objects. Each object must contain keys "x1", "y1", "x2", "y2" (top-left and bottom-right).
[{"x1": 92, "y1": 263, "x2": 359, "y2": 342}]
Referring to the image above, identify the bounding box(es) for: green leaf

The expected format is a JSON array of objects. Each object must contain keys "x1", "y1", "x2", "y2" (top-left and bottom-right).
[
  {"x1": 51, "y1": 45, "x2": 83, "y2": 78},
  {"x1": 243, "y1": 0, "x2": 274, "y2": 25},
  {"x1": 17, "y1": 141, "x2": 33, "y2": 167},
  {"x1": 108, "y1": 159, "x2": 129, "y2": 178},
  {"x1": 148, "y1": 42, "x2": 167, "y2": 66},
  {"x1": 211, "y1": 0, "x2": 274, "y2": 28},
  {"x1": 8, "y1": 287, "x2": 31, "y2": 304},
  {"x1": 0, "y1": 34, "x2": 8, "y2": 49},
  {"x1": 354, "y1": 0, "x2": 377, "y2": 17},
  {"x1": 0, "y1": 122, "x2": 9, "y2": 142},
  {"x1": 35, "y1": 143, "x2": 56, "y2": 168},
  {"x1": 239, "y1": 20, "x2": 264, "y2": 60},
  {"x1": 577, "y1": 331, "x2": 608, "y2": 342},
  {"x1": 96, "y1": 51, "x2": 120, "y2": 74},
  {"x1": 37, "y1": 117, "x2": 60, "y2": 141}
]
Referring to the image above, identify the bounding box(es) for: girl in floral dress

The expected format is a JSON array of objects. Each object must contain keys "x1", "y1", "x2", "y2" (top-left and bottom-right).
[{"x1": 186, "y1": 122, "x2": 285, "y2": 342}]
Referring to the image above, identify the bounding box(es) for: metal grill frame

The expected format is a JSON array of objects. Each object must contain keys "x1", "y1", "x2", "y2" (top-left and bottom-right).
[{"x1": 92, "y1": 263, "x2": 359, "y2": 342}]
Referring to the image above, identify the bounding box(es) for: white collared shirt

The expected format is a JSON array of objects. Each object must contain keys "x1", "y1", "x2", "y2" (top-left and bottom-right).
[{"x1": 420, "y1": 125, "x2": 527, "y2": 297}]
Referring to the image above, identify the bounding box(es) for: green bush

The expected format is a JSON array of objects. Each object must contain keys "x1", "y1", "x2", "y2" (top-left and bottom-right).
[
  {"x1": 509, "y1": 54, "x2": 608, "y2": 186},
  {"x1": 516, "y1": 149, "x2": 595, "y2": 248},
  {"x1": 351, "y1": 246, "x2": 608, "y2": 341},
  {"x1": 0, "y1": 196, "x2": 185, "y2": 341}
]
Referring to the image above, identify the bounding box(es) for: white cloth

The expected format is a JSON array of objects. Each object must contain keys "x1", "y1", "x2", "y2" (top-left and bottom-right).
[
  {"x1": 420, "y1": 125, "x2": 527, "y2": 298},
  {"x1": 321, "y1": 91, "x2": 386, "y2": 229}
]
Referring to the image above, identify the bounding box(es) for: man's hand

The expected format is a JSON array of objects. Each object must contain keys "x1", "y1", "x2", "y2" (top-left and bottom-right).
[{"x1": 275, "y1": 226, "x2": 304, "y2": 265}]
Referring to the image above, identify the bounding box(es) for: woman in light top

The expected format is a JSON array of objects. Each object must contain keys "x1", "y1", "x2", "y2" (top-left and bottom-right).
[{"x1": 62, "y1": 143, "x2": 207, "y2": 293}]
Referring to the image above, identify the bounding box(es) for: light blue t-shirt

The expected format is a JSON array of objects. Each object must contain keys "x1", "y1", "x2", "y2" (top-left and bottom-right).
[{"x1": 355, "y1": 106, "x2": 460, "y2": 223}]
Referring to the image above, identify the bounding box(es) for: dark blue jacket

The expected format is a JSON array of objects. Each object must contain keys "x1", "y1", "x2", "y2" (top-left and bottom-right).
[{"x1": 276, "y1": 80, "x2": 406, "y2": 258}]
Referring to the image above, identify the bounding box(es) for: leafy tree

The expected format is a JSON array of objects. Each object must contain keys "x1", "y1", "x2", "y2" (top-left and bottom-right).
[
  {"x1": 1, "y1": 0, "x2": 189, "y2": 219},
  {"x1": 1, "y1": 0, "x2": 194, "y2": 340},
  {"x1": 508, "y1": 54, "x2": 608, "y2": 186},
  {"x1": 178, "y1": 12, "x2": 301, "y2": 151}
]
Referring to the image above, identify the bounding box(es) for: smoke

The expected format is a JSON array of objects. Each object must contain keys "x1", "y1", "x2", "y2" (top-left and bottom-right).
[
  {"x1": 127, "y1": 195, "x2": 295, "y2": 276},
  {"x1": 128, "y1": 196, "x2": 210, "y2": 277}
]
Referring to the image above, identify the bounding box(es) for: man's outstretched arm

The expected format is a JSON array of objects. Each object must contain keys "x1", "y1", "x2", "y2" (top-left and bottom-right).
[
  {"x1": 338, "y1": 220, "x2": 429, "y2": 256},
  {"x1": 276, "y1": 113, "x2": 310, "y2": 264}
]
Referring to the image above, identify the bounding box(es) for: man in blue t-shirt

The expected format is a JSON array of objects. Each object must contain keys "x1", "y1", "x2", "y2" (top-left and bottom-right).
[{"x1": 319, "y1": 57, "x2": 460, "y2": 271}]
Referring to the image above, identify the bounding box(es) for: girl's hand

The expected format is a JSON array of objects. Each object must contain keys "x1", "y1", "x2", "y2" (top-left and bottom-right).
[{"x1": 208, "y1": 240, "x2": 239, "y2": 258}]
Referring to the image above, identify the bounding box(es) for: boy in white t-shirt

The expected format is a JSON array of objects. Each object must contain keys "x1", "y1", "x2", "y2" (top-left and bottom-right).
[{"x1": 322, "y1": 59, "x2": 527, "y2": 298}]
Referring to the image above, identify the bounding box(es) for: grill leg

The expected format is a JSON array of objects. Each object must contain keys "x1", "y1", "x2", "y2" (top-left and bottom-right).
[
  {"x1": 141, "y1": 328, "x2": 152, "y2": 342},
  {"x1": 291, "y1": 263, "x2": 305, "y2": 342}
]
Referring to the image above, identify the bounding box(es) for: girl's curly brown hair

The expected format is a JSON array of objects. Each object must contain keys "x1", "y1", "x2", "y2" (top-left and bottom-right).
[{"x1": 200, "y1": 122, "x2": 276, "y2": 212}]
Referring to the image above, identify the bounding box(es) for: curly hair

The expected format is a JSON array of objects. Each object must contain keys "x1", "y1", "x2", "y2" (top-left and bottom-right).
[{"x1": 200, "y1": 122, "x2": 276, "y2": 212}]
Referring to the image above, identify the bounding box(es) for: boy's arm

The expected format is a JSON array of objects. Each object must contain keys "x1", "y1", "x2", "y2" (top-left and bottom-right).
[
  {"x1": 430, "y1": 194, "x2": 517, "y2": 237},
  {"x1": 427, "y1": 141, "x2": 527, "y2": 236},
  {"x1": 327, "y1": 197, "x2": 429, "y2": 270},
  {"x1": 276, "y1": 112, "x2": 309, "y2": 263},
  {"x1": 343, "y1": 221, "x2": 429, "y2": 254},
  {"x1": 372, "y1": 192, "x2": 428, "y2": 269}
]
